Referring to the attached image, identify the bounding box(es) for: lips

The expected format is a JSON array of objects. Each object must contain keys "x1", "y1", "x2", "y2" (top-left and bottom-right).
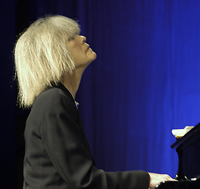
[{"x1": 85, "y1": 43, "x2": 90, "y2": 51}]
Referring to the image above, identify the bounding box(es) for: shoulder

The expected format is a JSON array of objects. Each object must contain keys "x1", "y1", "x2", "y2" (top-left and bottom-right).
[
  {"x1": 35, "y1": 87, "x2": 75, "y2": 109},
  {"x1": 37, "y1": 87, "x2": 70, "y2": 101},
  {"x1": 30, "y1": 87, "x2": 78, "y2": 122}
]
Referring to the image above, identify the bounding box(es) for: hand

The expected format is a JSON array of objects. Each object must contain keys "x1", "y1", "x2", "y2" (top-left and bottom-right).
[{"x1": 148, "y1": 172, "x2": 176, "y2": 189}]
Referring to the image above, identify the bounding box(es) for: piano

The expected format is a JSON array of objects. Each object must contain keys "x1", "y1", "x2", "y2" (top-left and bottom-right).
[{"x1": 156, "y1": 123, "x2": 200, "y2": 189}]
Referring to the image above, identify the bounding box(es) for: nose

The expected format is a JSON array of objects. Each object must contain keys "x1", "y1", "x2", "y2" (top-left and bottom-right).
[{"x1": 80, "y1": 35, "x2": 86, "y2": 43}]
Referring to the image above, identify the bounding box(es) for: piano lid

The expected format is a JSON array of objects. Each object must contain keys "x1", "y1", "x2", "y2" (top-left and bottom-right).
[
  {"x1": 171, "y1": 123, "x2": 200, "y2": 149},
  {"x1": 171, "y1": 123, "x2": 200, "y2": 180},
  {"x1": 156, "y1": 124, "x2": 200, "y2": 188}
]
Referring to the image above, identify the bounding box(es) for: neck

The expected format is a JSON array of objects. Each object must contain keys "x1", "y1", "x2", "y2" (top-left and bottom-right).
[{"x1": 61, "y1": 67, "x2": 85, "y2": 99}]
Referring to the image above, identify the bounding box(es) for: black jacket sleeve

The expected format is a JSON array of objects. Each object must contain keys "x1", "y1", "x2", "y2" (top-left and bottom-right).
[{"x1": 27, "y1": 87, "x2": 150, "y2": 189}]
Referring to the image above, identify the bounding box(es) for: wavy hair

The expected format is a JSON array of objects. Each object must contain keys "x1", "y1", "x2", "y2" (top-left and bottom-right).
[{"x1": 14, "y1": 15, "x2": 80, "y2": 108}]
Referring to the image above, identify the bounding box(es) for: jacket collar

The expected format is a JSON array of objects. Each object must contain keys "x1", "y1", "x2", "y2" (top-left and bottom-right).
[{"x1": 58, "y1": 82, "x2": 74, "y2": 103}]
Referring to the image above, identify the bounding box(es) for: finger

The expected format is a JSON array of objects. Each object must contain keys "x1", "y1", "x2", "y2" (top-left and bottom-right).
[{"x1": 165, "y1": 176, "x2": 177, "y2": 181}]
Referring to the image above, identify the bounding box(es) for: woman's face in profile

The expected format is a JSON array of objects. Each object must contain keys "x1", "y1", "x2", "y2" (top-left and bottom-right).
[{"x1": 66, "y1": 35, "x2": 97, "y2": 68}]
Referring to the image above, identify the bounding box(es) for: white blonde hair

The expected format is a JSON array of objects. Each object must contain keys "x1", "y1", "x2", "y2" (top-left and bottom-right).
[{"x1": 14, "y1": 15, "x2": 80, "y2": 108}]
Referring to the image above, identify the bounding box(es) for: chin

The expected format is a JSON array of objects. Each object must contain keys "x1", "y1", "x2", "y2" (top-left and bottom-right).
[
  {"x1": 76, "y1": 51, "x2": 97, "y2": 68},
  {"x1": 91, "y1": 50, "x2": 97, "y2": 60},
  {"x1": 90, "y1": 53, "x2": 97, "y2": 63}
]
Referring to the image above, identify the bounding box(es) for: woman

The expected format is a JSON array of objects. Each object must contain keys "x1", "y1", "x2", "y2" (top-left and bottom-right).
[{"x1": 15, "y1": 15, "x2": 174, "y2": 189}]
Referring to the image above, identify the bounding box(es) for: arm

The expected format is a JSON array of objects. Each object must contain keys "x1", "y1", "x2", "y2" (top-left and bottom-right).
[{"x1": 40, "y1": 92, "x2": 150, "y2": 189}]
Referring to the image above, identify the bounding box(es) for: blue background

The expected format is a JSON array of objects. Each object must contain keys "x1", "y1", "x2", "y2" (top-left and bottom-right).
[{"x1": 1, "y1": 0, "x2": 200, "y2": 188}]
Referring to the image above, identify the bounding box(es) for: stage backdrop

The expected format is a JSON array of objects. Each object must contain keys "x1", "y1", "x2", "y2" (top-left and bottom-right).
[{"x1": 4, "y1": 1, "x2": 200, "y2": 187}]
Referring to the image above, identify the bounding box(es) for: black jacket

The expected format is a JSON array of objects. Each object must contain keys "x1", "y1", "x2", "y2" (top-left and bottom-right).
[{"x1": 23, "y1": 83, "x2": 150, "y2": 189}]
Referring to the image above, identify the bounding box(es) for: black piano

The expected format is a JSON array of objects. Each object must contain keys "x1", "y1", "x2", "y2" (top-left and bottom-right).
[{"x1": 156, "y1": 123, "x2": 200, "y2": 189}]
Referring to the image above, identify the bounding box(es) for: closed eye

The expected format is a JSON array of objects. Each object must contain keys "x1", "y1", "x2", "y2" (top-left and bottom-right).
[{"x1": 68, "y1": 36, "x2": 74, "y2": 41}]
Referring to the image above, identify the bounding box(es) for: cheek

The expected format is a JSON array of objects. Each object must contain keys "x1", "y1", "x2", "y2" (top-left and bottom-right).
[
  {"x1": 67, "y1": 46, "x2": 77, "y2": 58},
  {"x1": 66, "y1": 41, "x2": 77, "y2": 53}
]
